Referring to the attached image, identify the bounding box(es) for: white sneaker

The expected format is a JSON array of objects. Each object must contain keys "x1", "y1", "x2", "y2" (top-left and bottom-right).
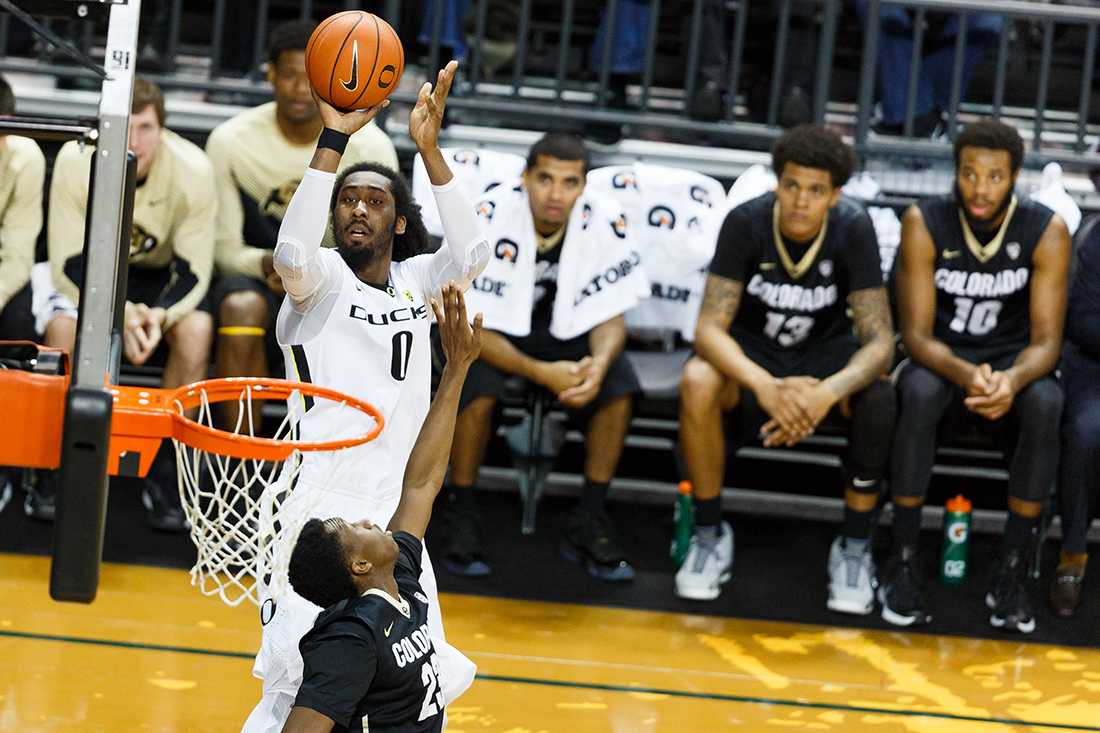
[
  {"x1": 675, "y1": 522, "x2": 734, "y2": 601},
  {"x1": 827, "y1": 535, "x2": 876, "y2": 615}
]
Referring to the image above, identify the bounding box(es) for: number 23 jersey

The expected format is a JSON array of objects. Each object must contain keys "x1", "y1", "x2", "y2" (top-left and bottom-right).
[
  {"x1": 295, "y1": 532, "x2": 444, "y2": 732},
  {"x1": 276, "y1": 248, "x2": 437, "y2": 504},
  {"x1": 708, "y1": 192, "x2": 883, "y2": 352},
  {"x1": 918, "y1": 195, "x2": 1053, "y2": 363}
]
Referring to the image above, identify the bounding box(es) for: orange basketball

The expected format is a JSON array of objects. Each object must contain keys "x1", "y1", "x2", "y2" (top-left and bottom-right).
[{"x1": 305, "y1": 11, "x2": 404, "y2": 111}]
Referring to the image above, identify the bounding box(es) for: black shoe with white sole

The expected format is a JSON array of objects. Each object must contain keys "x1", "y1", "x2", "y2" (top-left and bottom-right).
[
  {"x1": 986, "y1": 551, "x2": 1036, "y2": 634},
  {"x1": 877, "y1": 546, "x2": 932, "y2": 627}
]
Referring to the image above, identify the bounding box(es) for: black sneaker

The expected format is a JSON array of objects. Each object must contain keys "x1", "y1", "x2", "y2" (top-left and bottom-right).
[
  {"x1": 877, "y1": 546, "x2": 932, "y2": 626},
  {"x1": 986, "y1": 551, "x2": 1036, "y2": 634},
  {"x1": 441, "y1": 506, "x2": 491, "y2": 577},
  {"x1": 560, "y1": 508, "x2": 635, "y2": 582},
  {"x1": 23, "y1": 470, "x2": 57, "y2": 522},
  {"x1": 142, "y1": 478, "x2": 188, "y2": 533}
]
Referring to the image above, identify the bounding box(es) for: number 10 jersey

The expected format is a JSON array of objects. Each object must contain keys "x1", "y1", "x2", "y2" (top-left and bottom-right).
[{"x1": 919, "y1": 195, "x2": 1053, "y2": 364}]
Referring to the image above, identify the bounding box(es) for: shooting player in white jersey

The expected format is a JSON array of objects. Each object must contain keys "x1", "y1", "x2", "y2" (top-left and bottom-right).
[
  {"x1": 241, "y1": 60, "x2": 490, "y2": 732},
  {"x1": 282, "y1": 283, "x2": 482, "y2": 733}
]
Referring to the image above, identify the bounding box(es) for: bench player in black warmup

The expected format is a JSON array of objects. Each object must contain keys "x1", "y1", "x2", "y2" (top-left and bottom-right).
[
  {"x1": 282, "y1": 283, "x2": 481, "y2": 733},
  {"x1": 885, "y1": 119, "x2": 1070, "y2": 633},
  {"x1": 678, "y1": 125, "x2": 896, "y2": 611}
]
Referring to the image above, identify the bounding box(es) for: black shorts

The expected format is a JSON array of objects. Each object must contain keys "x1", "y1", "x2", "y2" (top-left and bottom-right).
[
  {"x1": 127, "y1": 265, "x2": 213, "y2": 316},
  {"x1": 0, "y1": 283, "x2": 37, "y2": 342},
  {"x1": 209, "y1": 274, "x2": 285, "y2": 373},
  {"x1": 457, "y1": 328, "x2": 641, "y2": 425},
  {"x1": 723, "y1": 333, "x2": 861, "y2": 448}
]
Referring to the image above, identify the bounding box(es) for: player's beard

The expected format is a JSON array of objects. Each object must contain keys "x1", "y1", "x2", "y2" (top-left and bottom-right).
[
  {"x1": 954, "y1": 182, "x2": 1012, "y2": 233},
  {"x1": 337, "y1": 219, "x2": 397, "y2": 274}
]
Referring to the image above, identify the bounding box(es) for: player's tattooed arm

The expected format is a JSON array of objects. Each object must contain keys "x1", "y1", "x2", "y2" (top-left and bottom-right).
[
  {"x1": 694, "y1": 274, "x2": 775, "y2": 396},
  {"x1": 822, "y1": 287, "x2": 895, "y2": 400},
  {"x1": 697, "y1": 273, "x2": 742, "y2": 334}
]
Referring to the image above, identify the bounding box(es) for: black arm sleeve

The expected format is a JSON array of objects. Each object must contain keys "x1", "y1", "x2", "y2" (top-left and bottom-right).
[
  {"x1": 844, "y1": 209, "x2": 884, "y2": 293},
  {"x1": 707, "y1": 205, "x2": 755, "y2": 283},
  {"x1": 295, "y1": 622, "x2": 377, "y2": 728}
]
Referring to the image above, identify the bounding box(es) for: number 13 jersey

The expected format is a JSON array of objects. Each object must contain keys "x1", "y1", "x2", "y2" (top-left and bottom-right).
[
  {"x1": 708, "y1": 192, "x2": 883, "y2": 355},
  {"x1": 276, "y1": 248, "x2": 439, "y2": 509},
  {"x1": 919, "y1": 195, "x2": 1053, "y2": 363}
]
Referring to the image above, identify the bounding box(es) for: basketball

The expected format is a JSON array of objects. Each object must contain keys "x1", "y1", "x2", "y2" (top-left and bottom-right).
[{"x1": 305, "y1": 11, "x2": 404, "y2": 111}]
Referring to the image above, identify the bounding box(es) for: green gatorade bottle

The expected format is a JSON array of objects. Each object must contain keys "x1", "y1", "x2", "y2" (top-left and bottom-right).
[
  {"x1": 671, "y1": 481, "x2": 694, "y2": 567},
  {"x1": 940, "y1": 494, "x2": 972, "y2": 585}
]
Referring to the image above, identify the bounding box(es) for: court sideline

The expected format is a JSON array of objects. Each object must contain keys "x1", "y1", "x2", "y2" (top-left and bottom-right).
[{"x1": 2, "y1": 553, "x2": 1099, "y2": 732}]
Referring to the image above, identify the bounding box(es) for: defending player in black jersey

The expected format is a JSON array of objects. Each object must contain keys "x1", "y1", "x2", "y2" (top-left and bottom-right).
[
  {"x1": 885, "y1": 119, "x2": 1071, "y2": 634},
  {"x1": 282, "y1": 283, "x2": 482, "y2": 733},
  {"x1": 677, "y1": 125, "x2": 896, "y2": 613}
]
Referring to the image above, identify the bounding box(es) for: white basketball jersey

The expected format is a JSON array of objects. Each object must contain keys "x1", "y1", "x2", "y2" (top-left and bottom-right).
[{"x1": 276, "y1": 248, "x2": 437, "y2": 513}]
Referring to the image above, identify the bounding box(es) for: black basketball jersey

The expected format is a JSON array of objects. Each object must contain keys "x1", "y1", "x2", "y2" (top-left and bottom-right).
[
  {"x1": 295, "y1": 533, "x2": 443, "y2": 733},
  {"x1": 919, "y1": 195, "x2": 1053, "y2": 362},
  {"x1": 708, "y1": 192, "x2": 882, "y2": 354}
]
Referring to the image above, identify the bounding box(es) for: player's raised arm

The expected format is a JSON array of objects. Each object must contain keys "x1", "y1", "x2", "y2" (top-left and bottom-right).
[
  {"x1": 272, "y1": 95, "x2": 389, "y2": 304},
  {"x1": 388, "y1": 283, "x2": 483, "y2": 538},
  {"x1": 413, "y1": 60, "x2": 491, "y2": 290}
]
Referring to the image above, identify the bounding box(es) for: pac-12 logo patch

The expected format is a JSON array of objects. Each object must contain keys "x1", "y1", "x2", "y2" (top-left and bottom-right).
[
  {"x1": 1006, "y1": 242, "x2": 1021, "y2": 260},
  {"x1": 648, "y1": 205, "x2": 676, "y2": 230},
  {"x1": 494, "y1": 238, "x2": 519, "y2": 263},
  {"x1": 818, "y1": 259, "x2": 834, "y2": 277}
]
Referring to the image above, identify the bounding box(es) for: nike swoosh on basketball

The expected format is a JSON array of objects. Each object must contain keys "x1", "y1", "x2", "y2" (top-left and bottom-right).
[
  {"x1": 341, "y1": 40, "x2": 359, "y2": 92},
  {"x1": 943, "y1": 249, "x2": 962, "y2": 259},
  {"x1": 384, "y1": 620, "x2": 394, "y2": 637}
]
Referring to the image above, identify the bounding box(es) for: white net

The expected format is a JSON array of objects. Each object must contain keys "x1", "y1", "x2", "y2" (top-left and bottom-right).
[{"x1": 172, "y1": 383, "x2": 378, "y2": 607}]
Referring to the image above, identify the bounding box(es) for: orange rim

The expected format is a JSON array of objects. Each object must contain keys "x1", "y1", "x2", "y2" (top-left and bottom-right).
[{"x1": 165, "y1": 378, "x2": 385, "y2": 461}]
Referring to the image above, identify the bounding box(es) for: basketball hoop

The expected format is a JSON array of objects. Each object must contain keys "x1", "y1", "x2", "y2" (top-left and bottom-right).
[{"x1": 111, "y1": 378, "x2": 385, "y2": 607}]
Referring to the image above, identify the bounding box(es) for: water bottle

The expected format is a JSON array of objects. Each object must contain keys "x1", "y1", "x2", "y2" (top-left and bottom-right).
[
  {"x1": 671, "y1": 481, "x2": 694, "y2": 567},
  {"x1": 940, "y1": 494, "x2": 972, "y2": 585}
]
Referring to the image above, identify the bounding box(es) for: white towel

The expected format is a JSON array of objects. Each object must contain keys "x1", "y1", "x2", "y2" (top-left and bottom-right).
[
  {"x1": 463, "y1": 180, "x2": 650, "y2": 340},
  {"x1": 1030, "y1": 162, "x2": 1082, "y2": 235},
  {"x1": 587, "y1": 163, "x2": 727, "y2": 341},
  {"x1": 843, "y1": 171, "x2": 901, "y2": 280},
  {"x1": 412, "y1": 147, "x2": 526, "y2": 238}
]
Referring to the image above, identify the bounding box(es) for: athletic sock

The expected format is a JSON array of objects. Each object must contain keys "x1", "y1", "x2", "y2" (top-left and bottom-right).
[
  {"x1": 579, "y1": 479, "x2": 609, "y2": 515},
  {"x1": 892, "y1": 502, "x2": 923, "y2": 550},
  {"x1": 694, "y1": 496, "x2": 722, "y2": 531},
  {"x1": 1003, "y1": 510, "x2": 1036, "y2": 554},
  {"x1": 446, "y1": 483, "x2": 477, "y2": 513},
  {"x1": 843, "y1": 505, "x2": 875, "y2": 542}
]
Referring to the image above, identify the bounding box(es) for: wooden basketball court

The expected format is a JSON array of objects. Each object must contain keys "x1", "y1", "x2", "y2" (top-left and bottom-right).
[{"x1": 2, "y1": 552, "x2": 1098, "y2": 732}]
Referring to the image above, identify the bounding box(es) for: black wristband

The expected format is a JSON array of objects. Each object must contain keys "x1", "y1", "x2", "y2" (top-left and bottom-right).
[{"x1": 317, "y1": 127, "x2": 350, "y2": 155}]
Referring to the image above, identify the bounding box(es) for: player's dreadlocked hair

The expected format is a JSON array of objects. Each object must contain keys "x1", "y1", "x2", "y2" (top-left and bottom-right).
[
  {"x1": 267, "y1": 19, "x2": 316, "y2": 67},
  {"x1": 771, "y1": 124, "x2": 855, "y2": 189},
  {"x1": 954, "y1": 119, "x2": 1024, "y2": 173},
  {"x1": 288, "y1": 519, "x2": 359, "y2": 609},
  {"x1": 331, "y1": 162, "x2": 431, "y2": 262}
]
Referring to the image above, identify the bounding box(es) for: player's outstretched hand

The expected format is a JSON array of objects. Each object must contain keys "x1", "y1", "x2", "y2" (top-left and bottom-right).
[
  {"x1": 409, "y1": 60, "x2": 458, "y2": 152},
  {"x1": 311, "y1": 87, "x2": 389, "y2": 136},
  {"x1": 432, "y1": 281, "x2": 482, "y2": 370}
]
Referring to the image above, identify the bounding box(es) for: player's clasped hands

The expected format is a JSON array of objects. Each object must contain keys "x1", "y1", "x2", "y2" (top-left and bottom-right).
[
  {"x1": 964, "y1": 362, "x2": 1017, "y2": 420},
  {"x1": 122, "y1": 301, "x2": 166, "y2": 366},
  {"x1": 759, "y1": 376, "x2": 836, "y2": 447},
  {"x1": 431, "y1": 281, "x2": 483, "y2": 369}
]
